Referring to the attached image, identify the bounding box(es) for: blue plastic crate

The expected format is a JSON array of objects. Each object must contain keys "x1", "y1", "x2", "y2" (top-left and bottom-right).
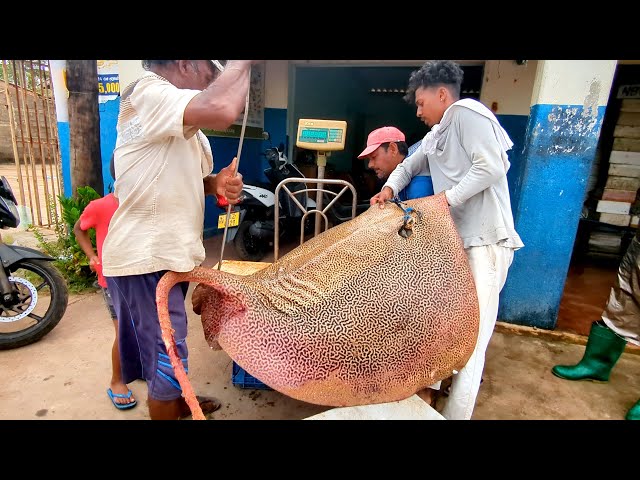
[{"x1": 231, "y1": 361, "x2": 273, "y2": 390}]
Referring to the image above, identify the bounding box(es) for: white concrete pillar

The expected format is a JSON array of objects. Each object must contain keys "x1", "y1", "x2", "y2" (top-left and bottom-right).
[{"x1": 500, "y1": 60, "x2": 618, "y2": 329}]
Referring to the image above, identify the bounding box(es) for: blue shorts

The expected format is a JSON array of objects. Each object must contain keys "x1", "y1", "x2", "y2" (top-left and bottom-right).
[
  {"x1": 105, "y1": 272, "x2": 190, "y2": 401},
  {"x1": 101, "y1": 287, "x2": 117, "y2": 320}
]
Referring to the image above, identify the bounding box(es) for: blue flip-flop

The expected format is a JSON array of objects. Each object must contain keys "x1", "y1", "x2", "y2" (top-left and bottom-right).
[{"x1": 107, "y1": 388, "x2": 138, "y2": 410}]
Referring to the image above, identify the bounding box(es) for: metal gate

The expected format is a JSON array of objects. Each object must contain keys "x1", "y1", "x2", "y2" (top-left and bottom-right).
[
  {"x1": 0, "y1": 59, "x2": 63, "y2": 229},
  {"x1": 274, "y1": 177, "x2": 358, "y2": 261}
]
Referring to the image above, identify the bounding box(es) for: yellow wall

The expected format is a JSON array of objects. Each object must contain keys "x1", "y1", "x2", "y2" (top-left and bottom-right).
[
  {"x1": 265, "y1": 60, "x2": 288, "y2": 109},
  {"x1": 118, "y1": 60, "x2": 145, "y2": 90},
  {"x1": 480, "y1": 60, "x2": 538, "y2": 115}
]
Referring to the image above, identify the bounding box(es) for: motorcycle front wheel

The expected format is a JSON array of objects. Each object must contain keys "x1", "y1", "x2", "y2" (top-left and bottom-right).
[
  {"x1": 0, "y1": 259, "x2": 69, "y2": 350},
  {"x1": 233, "y1": 221, "x2": 268, "y2": 262}
]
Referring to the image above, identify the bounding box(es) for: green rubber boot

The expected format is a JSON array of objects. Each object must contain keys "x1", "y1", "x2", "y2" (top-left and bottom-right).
[
  {"x1": 551, "y1": 321, "x2": 627, "y2": 382},
  {"x1": 626, "y1": 398, "x2": 640, "y2": 420}
]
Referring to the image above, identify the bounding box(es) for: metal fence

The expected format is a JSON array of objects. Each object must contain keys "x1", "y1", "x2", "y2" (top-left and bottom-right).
[{"x1": 1, "y1": 60, "x2": 63, "y2": 229}]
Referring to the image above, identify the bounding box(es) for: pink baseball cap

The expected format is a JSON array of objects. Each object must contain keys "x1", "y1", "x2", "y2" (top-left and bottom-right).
[{"x1": 357, "y1": 126, "x2": 406, "y2": 159}]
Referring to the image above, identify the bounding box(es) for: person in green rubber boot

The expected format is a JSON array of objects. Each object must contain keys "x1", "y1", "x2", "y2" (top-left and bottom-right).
[{"x1": 552, "y1": 194, "x2": 640, "y2": 420}]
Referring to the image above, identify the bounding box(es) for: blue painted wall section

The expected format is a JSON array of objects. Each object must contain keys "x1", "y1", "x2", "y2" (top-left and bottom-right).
[
  {"x1": 99, "y1": 99, "x2": 119, "y2": 194},
  {"x1": 496, "y1": 114, "x2": 529, "y2": 215},
  {"x1": 498, "y1": 103, "x2": 606, "y2": 329},
  {"x1": 58, "y1": 122, "x2": 71, "y2": 197},
  {"x1": 263, "y1": 107, "x2": 288, "y2": 174}
]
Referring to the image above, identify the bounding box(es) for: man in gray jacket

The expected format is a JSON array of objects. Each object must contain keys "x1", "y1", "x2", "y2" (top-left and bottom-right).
[{"x1": 371, "y1": 60, "x2": 524, "y2": 419}]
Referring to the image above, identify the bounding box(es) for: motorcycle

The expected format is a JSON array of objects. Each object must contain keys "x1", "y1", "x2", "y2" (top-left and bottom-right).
[
  {"x1": 0, "y1": 176, "x2": 69, "y2": 350},
  {"x1": 220, "y1": 143, "x2": 317, "y2": 262}
]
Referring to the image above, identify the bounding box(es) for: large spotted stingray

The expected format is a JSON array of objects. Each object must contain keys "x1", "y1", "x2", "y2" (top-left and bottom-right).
[{"x1": 156, "y1": 192, "x2": 479, "y2": 420}]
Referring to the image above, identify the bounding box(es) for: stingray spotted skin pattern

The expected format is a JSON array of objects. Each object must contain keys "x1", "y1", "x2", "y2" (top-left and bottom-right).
[{"x1": 156, "y1": 192, "x2": 479, "y2": 420}]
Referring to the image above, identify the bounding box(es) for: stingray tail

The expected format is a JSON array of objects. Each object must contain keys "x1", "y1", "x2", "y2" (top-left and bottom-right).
[
  {"x1": 155, "y1": 267, "x2": 214, "y2": 420},
  {"x1": 156, "y1": 266, "x2": 251, "y2": 420}
]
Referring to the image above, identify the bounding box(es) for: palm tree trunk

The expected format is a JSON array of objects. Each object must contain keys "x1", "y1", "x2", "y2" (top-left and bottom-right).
[{"x1": 66, "y1": 60, "x2": 103, "y2": 196}]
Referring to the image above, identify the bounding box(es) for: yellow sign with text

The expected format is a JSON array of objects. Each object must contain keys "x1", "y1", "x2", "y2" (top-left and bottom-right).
[{"x1": 218, "y1": 211, "x2": 240, "y2": 228}]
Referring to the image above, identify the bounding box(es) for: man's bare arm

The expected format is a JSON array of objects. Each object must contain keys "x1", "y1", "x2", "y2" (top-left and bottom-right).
[{"x1": 184, "y1": 60, "x2": 253, "y2": 131}]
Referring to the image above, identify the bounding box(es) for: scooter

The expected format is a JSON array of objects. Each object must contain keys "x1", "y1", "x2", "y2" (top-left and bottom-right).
[
  {"x1": 0, "y1": 176, "x2": 69, "y2": 350},
  {"x1": 223, "y1": 143, "x2": 317, "y2": 262}
]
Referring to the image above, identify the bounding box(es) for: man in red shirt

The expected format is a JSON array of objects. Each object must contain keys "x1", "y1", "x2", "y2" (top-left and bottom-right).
[{"x1": 74, "y1": 186, "x2": 136, "y2": 410}]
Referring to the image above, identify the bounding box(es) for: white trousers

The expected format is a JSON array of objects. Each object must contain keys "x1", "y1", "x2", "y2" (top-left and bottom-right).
[{"x1": 440, "y1": 244, "x2": 514, "y2": 420}]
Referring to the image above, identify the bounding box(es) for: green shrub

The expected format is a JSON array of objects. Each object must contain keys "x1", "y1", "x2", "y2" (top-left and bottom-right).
[{"x1": 31, "y1": 186, "x2": 102, "y2": 293}]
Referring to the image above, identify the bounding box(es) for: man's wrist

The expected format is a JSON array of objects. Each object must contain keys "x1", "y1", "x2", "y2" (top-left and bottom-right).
[
  {"x1": 204, "y1": 174, "x2": 217, "y2": 196},
  {"x1": 444, "y1": 189, "x2": 455, "y2": 206}
]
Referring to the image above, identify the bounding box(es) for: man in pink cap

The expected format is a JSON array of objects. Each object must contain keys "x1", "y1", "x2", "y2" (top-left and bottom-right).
[{"x1": 358, "y1": 126, "x2": 433, "y2": 201}]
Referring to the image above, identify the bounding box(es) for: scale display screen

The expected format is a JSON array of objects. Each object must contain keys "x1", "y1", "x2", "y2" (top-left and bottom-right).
[
  {"x1": 299, "y1": 128, "x2": 329, "y2": 143},
  {"x1": 296, "y1": 119, "x2": 347, "y2": 151}
]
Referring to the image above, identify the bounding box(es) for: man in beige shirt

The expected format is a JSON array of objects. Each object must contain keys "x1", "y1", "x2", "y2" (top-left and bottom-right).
[{"x1": 102, "y1": 60, "x2": 254, "y2": 420}]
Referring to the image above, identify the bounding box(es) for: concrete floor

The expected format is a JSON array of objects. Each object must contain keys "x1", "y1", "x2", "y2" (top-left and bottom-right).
[{"x1": 1, "y1": 232, "x2": 639, "y2": 420}]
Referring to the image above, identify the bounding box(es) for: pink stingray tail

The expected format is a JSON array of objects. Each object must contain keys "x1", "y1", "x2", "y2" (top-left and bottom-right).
[{"x1": 156, "y1": 267, "x2": 209, "y2": 420}]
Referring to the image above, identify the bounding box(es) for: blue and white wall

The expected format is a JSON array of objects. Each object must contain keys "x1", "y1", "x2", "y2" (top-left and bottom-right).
[
  {"x1": 498, "y1": 60, "x2": 618, "y2": 328},
  {"x1": 480, "y1": 60, "x2": 538, "y2": 214},
  {"x1": 49, "y1": 61, "x2": 71, "y2": 197}
]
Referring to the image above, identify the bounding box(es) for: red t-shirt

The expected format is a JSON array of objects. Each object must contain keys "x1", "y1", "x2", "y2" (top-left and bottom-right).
[{"x1": 78, "y1": 193, "x2": 119, "y2": 288}]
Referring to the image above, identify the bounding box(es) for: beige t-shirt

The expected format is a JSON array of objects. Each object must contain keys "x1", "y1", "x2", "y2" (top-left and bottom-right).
[{"x1": 102, "y1": 72, "x2": 214, "y2": 276}]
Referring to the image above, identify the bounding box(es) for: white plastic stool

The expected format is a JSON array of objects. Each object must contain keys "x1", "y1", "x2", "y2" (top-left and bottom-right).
[{"x1": 304, "y1": 394, "x2": 445, "y2": 420}]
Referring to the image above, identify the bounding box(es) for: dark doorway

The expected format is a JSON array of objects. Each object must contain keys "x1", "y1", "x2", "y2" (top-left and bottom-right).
[{"x1": 291, "y1": 63, "x2": 484, "y2": 204}]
